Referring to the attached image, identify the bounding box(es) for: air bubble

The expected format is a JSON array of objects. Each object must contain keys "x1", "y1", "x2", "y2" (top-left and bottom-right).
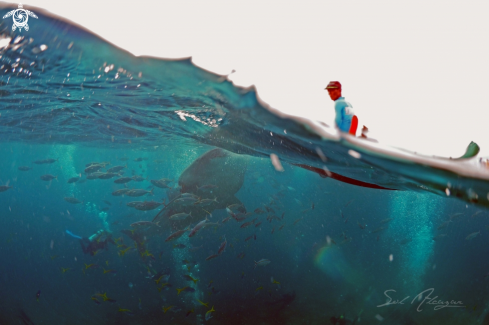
[
  {"x1": 270, "y1": 154, "x2": 284, "y2": 172},
  {"x1": 348, "y1": 150, "x2": 361, "y2": 159}
]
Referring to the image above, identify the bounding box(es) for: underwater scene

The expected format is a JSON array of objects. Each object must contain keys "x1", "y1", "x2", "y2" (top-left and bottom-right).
[{"x1": 1, "y1": 4, "x2": 489, "y2": 325}]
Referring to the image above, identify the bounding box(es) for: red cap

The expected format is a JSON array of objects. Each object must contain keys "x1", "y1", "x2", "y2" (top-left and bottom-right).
[{"x1": 325, "y1": 81, "x2": 341, "y2": 90}]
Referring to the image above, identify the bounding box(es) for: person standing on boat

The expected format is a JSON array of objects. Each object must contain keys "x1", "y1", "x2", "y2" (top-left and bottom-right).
[{"x1": 325, "y1": 81, "x2": 366, "y2": 137}]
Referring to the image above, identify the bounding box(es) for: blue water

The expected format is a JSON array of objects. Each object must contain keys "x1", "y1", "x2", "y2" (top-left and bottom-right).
[{"x1": 1, "y1": 4, "x2": 489, "y2": 325}]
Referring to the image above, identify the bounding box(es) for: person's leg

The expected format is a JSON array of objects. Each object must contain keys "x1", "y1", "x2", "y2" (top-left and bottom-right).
[{"x1": 349, "y1": 115, "x2": 358, "y2": 135}]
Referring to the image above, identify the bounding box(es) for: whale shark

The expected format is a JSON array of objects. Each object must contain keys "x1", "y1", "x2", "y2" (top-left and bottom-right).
[{"x1": 121, "y1": 148, "x2": 249, "y2": 246}]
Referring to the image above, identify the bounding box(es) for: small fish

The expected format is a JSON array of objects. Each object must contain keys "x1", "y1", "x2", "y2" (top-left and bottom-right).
[
  {"x1": 186, "y1": 309, "x2": 194, "y2": 317},
  {"x1": 91, "y1": 296, "x2": 101, "y2": 304},
  {"x1": 132, "y1": 175, "x2": 146, "y2": 182},
  {"x1": 235, "y1": 215, "x2": 247, "y2": 222},
  {"x1": 114, "y1": 177, "x2": 133, "y2": 184},
  {"x1": 371, "y1": 227, "x2": 386, "y2": 234},
  {"x1": 188, "y1": 218, "x2": 208, "y2": 237},
  {"x1": 85, "y1": 162, "x2": 107, "y2": 167},
  {"x1": 174, "y1": 196, "x2": 200, "y2": 204},
  {"x1": 86, "y1": 172, "x2": 105, "y2": 180},
  {"x1": 206, "y1": 254, "x2": 219, "y2": 261},
  {"x1": 103, "y1": 200, "x2": 112, "y2": 206},
  {"x1": 255, "y1": 286, "x2": 263, "y2": 292},
  {"x1": 218, "y1": 236, "x2": 227, "y2": 254},
  {"x1": 194, "y1": 197, "x2": 219, "y2": 206},
  {"x1": 84, "y1": 164, "x2": 106, "y2": 173},
  {"x1": 126, "y1": 201, "x2": 143, "y2": 208},
  {"x1": 98, "y1": 172, "x2": 122, "y2": 180},
  {"x1": 130, "y1": 221, "x2": 155, "y2": 228},
  {"x1": 40, "y1": 174, "x2": 57, "y2": 181},
  {"x1": 18, "y1": 166, "x2": 32, "y2": 171},
  {"x1": 222, "y1": 216, "x2": 231, "y2": 223},
  {"x1": 197, "y1": 298, "x2": 209, "y2": 307},
  {"x1": 237, "y1": 252, "x2": 245, "y2": 259},
  {"x1": 471, "y1": 211, "x2": 483, "y2": 218},
  {"x1": 183, "y1": 274, "x2": 199, "y2": 284},
  {"x1": 84, "y1": 263, "x2": 99, "y2": 270},
  {"x1": 118, "y1": 246, "x2": 133, "y2": 256},
  {"x1": 103, "y1": 268, "x2": 117, "y2": 274},
  {"x1": 380, "y1": 218, "x2": 393, "y2": 224},
  {"x1": 169, "y1": 212, "x2": 192, "y2": 221},
  {"x1": 112, "y1": 188, "x2": 131, "y2": 196},
  {"x1": 244, "y1": 235, "x2": 253, "y2": 242},
  {"x1": 162, "y1": 305, "x2": 174, "y2": 313},
  {"x1": 176, "y1": 286, "x2": 195, "y2": 295},
  {"x1": 255, "y1": 222, "x2": 262, "y2": 227},
  {"x1": 118, "y1": 308, "x2": 134, "y2": 316},
  {"x1": 34, "y1": 158, "x2": 58, "y2": 164},
  {"x1": 293, "y1": 218, "x2": 302, "y2": 225},
  {"x1": 67, "y1": 176, "x2": 80, "y2": 183},
  {"x1": 254, "y1": 259, "x2": 271, "y2": 269},
  {"x1": 466, "y1": 231, "x2": 481, "y2": 240},
  {"x1": 125, "y1": 188, "x2": 154, "y2": 197},
  {"x1": 61, "y1": 267, "x2": 71, "y2": 273},
  {"x1": 132, "y1": 201, "x2": 163, "y2": 211},
  {"x1": 240, "y1": 221, "x2": 254, "y2": 228},
  {"x1": 36, "y1": 290, "x2": 41, "y2": 302},
  {"x1": 205, "y1": 306, "x2": 216, "y2": 321},
  {"x1": 437, "y1": 220, "x2": 452, "y2": 230},
  {"x1": 271, "y1": 276, "x2": 281, "y2": 285},
  {"x1": 165, "y1": 228, "x2": 189, "y2": 242},
  {"x1": 173, "y1": 243, "x2": 186, "y2": 249},
  {"x1": 107, "y1": 165, "x2": 126, "y2": 173},
  {"x1": 449, "y1": 213, "x2": 464, "y2": 220},
  {"x1": 154, "y1": 273, "x2": 169, "y2": 285},
  {"x1": 64, "y1": 197, "x2": 83, "y2": 204},
  {"x1": 150, "y1": 179, "x2": 173, "y2": 188}
]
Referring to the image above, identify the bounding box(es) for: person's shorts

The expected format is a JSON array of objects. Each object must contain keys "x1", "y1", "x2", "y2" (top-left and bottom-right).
[{"x1": 349, "y1": 115, "x2": 358, "y2": 135}]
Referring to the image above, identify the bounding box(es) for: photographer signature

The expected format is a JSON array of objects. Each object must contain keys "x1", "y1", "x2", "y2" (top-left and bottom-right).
[{"x1": 377, "y1": 288, "x2": 465, "y2": 312}]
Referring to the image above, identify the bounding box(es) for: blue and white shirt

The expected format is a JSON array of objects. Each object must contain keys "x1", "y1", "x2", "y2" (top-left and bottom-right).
[{"x1": 334, "y1": 97, "x2": 355, "y2": 132}]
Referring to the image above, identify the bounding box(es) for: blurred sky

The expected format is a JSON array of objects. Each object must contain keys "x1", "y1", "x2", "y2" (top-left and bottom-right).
[{"x1": 12, "y1": 0, "x2": 489, "y2": 157}]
